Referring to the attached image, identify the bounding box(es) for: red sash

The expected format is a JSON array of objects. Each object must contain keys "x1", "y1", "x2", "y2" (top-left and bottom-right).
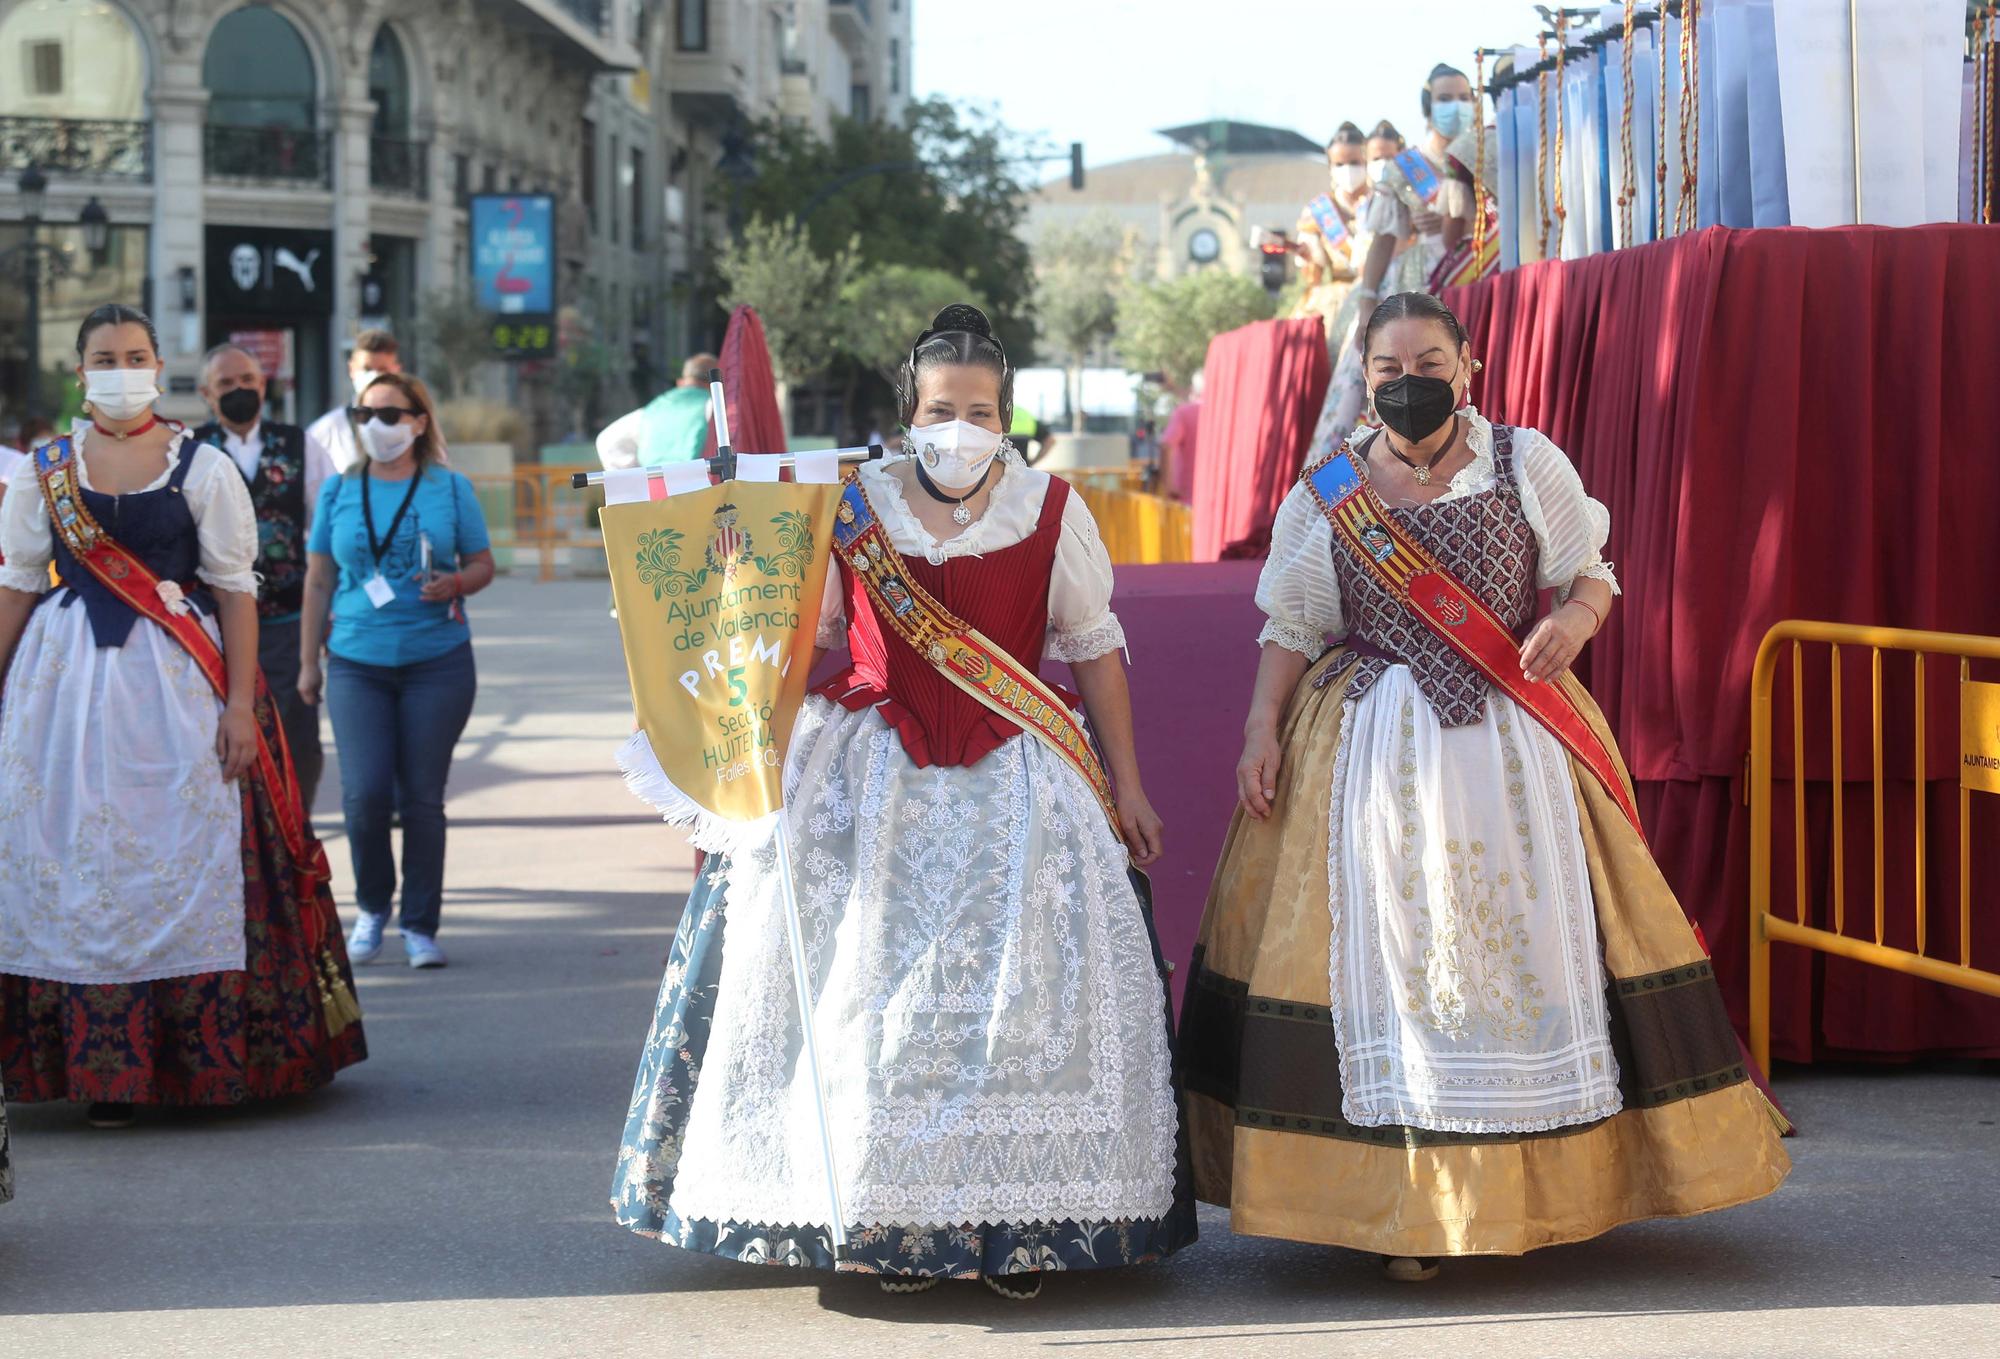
[
  {"x1": 1303, "y1": 441, "x2": 1646, "y2": 838},
  {"x1": 35, "y1": 435, "x2": 359, "y2": 1031}
]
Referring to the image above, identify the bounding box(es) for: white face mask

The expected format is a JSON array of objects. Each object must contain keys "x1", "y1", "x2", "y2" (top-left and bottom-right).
[
  {"x1": 85, "y1": 367, "x2": 160, "y2": 422},
  {"x1": 358, "y1": 417, "x2": 418, "y2": 464},
  {"x1": 908, "y1": 419, "x2": 1004, "y2": 486},
  {"x1": 1332, "y1": 163, "x2": 1368, "y2": 194},
  {"x1": 1367, "y1": 158, "x2": 1394, "y2": 187}
]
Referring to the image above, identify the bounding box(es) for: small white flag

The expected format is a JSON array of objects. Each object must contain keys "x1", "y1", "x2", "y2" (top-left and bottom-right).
[
  {"x1": 603, "y1": 467, "x2": 650, "y2": 506},
  {"x1": 737, "y1": 453, "x2": 783, "y2": 483},
  {"x1": 794, "y1": 449, "x2": 842, "y2": 484},
  {"x1": 660, "y1": 461, "x2": 711, "y2": 496}
]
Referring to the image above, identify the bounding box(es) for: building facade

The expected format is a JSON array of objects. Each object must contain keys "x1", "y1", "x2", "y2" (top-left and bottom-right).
[{"x1": 1, "y1": 0, "x2": 914, "y2": 437}]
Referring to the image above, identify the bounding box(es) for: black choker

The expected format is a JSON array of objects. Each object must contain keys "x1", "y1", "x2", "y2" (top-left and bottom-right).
[{"x1": 912, "y1": 459, "x2": 995, "y2": 527}]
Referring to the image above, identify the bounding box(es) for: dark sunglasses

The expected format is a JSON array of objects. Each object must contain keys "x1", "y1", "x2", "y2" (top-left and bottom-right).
[{"x1": 348, "y1": 405, "x2": 421, "y2": 425}]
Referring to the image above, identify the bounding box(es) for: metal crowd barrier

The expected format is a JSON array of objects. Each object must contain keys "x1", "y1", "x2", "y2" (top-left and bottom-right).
[{"x1": 1747, "y1": 621, "x2": 2000, "y2": 1073}]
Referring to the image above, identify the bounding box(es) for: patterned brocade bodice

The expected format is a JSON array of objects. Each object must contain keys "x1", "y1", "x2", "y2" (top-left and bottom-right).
[{"x1": 1327, "y1": 424, "x2": 1539, "y2": 726}]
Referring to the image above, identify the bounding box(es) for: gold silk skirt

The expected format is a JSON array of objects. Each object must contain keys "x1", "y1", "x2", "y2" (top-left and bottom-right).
[{"x1": 1178, "y1": 652, "x2": 1790, "y2": 1257}]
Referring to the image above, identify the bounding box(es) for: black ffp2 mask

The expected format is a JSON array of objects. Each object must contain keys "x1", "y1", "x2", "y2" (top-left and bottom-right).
[
  {"x1": 217, "y1": 388, "x2": 264, "y2": 425},
  {"x1": 1371, "y1": 371, "x2": 1459, "y2": 443}
]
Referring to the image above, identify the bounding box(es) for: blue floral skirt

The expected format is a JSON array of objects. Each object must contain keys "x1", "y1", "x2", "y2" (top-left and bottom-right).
[{"x1": 611, "y1": 858, "x2": 1199, "y2": 1278}]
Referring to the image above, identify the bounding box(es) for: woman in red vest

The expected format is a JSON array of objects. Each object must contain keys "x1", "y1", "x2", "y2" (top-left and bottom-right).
[{"x1": 612, "y1": 305, "x2": 1193, "y2": 1298}]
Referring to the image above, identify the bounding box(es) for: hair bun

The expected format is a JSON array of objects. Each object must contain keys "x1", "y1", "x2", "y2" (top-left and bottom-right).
[{"x1": 927, "y1": 303, "x2": 994, "y2": 340}]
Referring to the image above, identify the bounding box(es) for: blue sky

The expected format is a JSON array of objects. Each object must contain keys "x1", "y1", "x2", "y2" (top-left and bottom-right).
[{"x1": 912, "y1": 0, "x2": 1527, "y2": 177}]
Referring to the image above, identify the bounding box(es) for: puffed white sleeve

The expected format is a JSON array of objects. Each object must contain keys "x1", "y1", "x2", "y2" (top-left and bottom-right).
[
  {"x1": 185, "y1": 443, "x2": 261, "y2": 595},
  {"x1": 0, "y1": 458, "x2": 53, "y2": 593},
  {"x1": 1362, "y1": 187, "x2": 1411, "y2": 238},
  {"x1": 814, "y1": 557, "x2": 847, "y2": 650},
  {"x1": 1255, "y1": 482, "x2": 1343, "y2": 655},
  {"x1": 1044, "y1": 490, "x2": 1127, "y2": 662},
  {"x1": 1514, "y1": 428, "x2": 1620, "y2": 596},
  {"x1": 596, "y1": 409, "x2": 645, "y2": 470}
]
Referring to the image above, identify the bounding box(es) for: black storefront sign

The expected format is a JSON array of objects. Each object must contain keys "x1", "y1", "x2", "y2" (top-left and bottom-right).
[{"x1": 205, "y1": 226, "x2": 336, "y2": 318}]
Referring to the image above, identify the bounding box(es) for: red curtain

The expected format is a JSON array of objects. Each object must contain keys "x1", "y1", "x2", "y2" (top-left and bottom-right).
[
  {"x1": 1445, "y1": 224, "x2": 2000, "y2": 1060},
  {"x1": 701, "y1": 306, "x2": 788, "y2": 457},
  {"x1": 1191, "y1": 317, "x2": 1330, "y2": 561}
]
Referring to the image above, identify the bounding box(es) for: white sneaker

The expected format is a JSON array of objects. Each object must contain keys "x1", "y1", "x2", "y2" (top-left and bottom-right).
[
  {"x1": 348, "y1": 912, "x2": 387, "y2": 965},
  {"x1": 402, "y1": 931, "x2": 448, "y2": 969}
]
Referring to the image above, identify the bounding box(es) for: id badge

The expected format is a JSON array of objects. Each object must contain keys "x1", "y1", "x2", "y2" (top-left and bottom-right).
[{"x1": 363, "y1": 572, "x2": 396, "y2": 608}]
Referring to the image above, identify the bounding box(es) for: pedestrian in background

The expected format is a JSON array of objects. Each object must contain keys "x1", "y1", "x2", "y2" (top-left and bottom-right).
[
  {"x1": 308, "y1": 329, "x2": 403, "y2": 474},
  {"x1": 300, "y1": 373, "x2": 493, "y2": 970},
  {"x1": 0, "y1": 303, "x2": 365, "y2": 1129},
  {"x1": 192, "y1": 343, "x2": 335, "y2": 810},
  {"x1": 1160, "y1": 372, "x2": 1204, "y2": 502},
  {"x1": 595, "y1": 352, "x2": 717, "y2": 469}
]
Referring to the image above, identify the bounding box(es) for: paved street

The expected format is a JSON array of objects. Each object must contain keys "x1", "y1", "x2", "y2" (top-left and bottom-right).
[{"x1": 3, "y1": 576, "x2": 1997, "y2": 1358}]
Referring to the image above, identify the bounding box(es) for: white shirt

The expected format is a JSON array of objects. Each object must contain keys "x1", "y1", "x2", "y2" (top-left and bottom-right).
[
  {"x1": 0, "y1": 427, "x2": 260, "y2": 596},
  {"x1": 1254, "y1": 408, "x2": 1620, "y2": 657},
  {"x1": 595, "y1": 407, "x2": 647, "y2": 470},
  {"x1": 217, "y1": 420, "x2": 335, "y2": 525},
  {"x1": 0, "y1": 446, "x2": 23, "y2": 487},
  {"x1": 814, "y1": 453, "x2": 1127, "y2": 663},
  {"x1": 307, "y1": 405, "x2": 360, "y2": 474}
]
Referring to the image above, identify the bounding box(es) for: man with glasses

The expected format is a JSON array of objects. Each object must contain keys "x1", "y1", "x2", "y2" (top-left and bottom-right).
[{"x1": 192, "y1": 342, "x2": 337, "y2": 810}]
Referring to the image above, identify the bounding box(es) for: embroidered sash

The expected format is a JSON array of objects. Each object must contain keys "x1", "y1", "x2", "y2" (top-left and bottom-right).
[
  {"x1": 1306, "y1": 193, "x2": 1351, "y2": 250},
  {"x1": 34, "y1": 435, "x2": 359, "y2": 1032},
  {"x1": 1303, "y1": 442, "x2": 1646, "y2": 837},
  {"x1": 829, "y1": 472, "x2": 1120, "y2": 827},
  {"x1": 1392, "y1": 149, "x2": 1443, "y2": 206}
]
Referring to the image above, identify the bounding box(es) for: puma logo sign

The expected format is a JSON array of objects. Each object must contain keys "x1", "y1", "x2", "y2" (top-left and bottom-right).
[{"x1": 275, "y1": 247, "x2": 320, "y2": 291}]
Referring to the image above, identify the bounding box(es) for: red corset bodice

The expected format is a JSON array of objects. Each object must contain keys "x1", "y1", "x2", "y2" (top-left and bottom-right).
[{"x1": 815, "y1": 476, "x2": 1072, "y2": 769}]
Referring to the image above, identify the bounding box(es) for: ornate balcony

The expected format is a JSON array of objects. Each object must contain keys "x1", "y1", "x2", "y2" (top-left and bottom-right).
[
  {"x1": 204, "y1": 124, "x2": 333, "y2": 187},
  {"x1": 370, "y1": 137, "x2": 430, "y2": 198},
  {"x1": 0, "y1": 117, "x2": 152, "y2": 181}
]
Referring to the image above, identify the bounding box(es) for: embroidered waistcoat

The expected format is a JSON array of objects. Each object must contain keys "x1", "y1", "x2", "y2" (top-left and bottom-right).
[
  {"x1": 49, "y1": 442, "x2": 208, "y2": 649},
  {"x1": 192, "y1": 420, "x2": 308, "y2": 619},
  {"x1": 1328, "y1": 424, "x2": 1539, "y2": 727}
]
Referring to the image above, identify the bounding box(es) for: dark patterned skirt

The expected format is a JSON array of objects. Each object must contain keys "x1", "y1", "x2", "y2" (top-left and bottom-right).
[
  {"x1": 611, "y1": 859, "x2": 1198, "y2": 1279},
  {"x1": 0, "y1": 783, "x2": 367, "y2": 1106}
]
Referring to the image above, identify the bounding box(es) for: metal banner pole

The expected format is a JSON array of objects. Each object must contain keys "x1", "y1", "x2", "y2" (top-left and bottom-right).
[{"x1": 772, "y1": 811, "x2": 850, "y2": 1257}]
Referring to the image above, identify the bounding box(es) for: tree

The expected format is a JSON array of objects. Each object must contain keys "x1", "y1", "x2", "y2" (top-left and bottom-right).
[
  {"x1": 714, "y1": 216, "x2": 859, "y2": 390},
  {"x1": 1116, "y1": 269, "x2": 1277, "y2": 392},
  {"x1": 1032, "y1": 213, "x2": 1128, "y2": 431},
  {"x1": 839, "y1": 265, "x2": 990, "y2": 380},
  {"x1": 736, "y1": 97, "x2": 1040, "y2": 359},
  {"x1": 412, "y1": 289, "x2": 494, "y2": 399}
]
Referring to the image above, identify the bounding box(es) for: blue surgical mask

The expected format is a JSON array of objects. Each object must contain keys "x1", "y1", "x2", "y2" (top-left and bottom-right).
[{"x1": 1432, "y1": 100, "x2": 1474, "y2": 138}]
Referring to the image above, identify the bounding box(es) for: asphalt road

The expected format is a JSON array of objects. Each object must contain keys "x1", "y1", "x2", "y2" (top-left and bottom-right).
[{"x1": 3, "y1": 577, "x2": 1996, "y2": 1358}]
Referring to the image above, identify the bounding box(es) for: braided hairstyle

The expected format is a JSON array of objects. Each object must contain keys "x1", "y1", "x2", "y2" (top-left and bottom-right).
[
  {"x1": 75, "y1": 302, "x2": 160, "y2": 361},
  {"x1": 1359, "y1": 291, "x2": 1470, "y2": 363},
  {"x1": 895, "y1": 303, "x2": 1013, "y2": 430}
]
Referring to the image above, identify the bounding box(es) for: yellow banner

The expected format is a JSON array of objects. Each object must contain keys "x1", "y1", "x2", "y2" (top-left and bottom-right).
[
  {"x1": 602, "y1": 479, "x2": 839, "y2": 823},
  {"x1": 1962, "y1": 678, "x2": 2000, "y2": 796}
]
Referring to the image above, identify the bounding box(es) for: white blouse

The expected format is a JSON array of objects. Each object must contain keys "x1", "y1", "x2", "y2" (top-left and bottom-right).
[
  {"x1": 1255, "y1": 408, "x2": 1620, "y2": 656},
  {"x1": 817, "y1": 452, "x2": 1127, "y2": 663},
  {"x1": 0, "y1": 427, "x2": 260, "y2": 597}
]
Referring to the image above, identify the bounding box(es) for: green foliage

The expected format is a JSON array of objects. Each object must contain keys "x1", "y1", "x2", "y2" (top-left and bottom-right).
[
  {"x1": 1032, "y1": 213, "x2": 1128, "y2": 368},
  {"x1": 412, "y1": 289, "x2": 494, "y2": 399},
  {"x1": 714, "y1": 216, "x2": 859, "y2": 388},
  {"x1": 736, "y1": 98, "x2": 1039, "y2": 358},
  {"x1": 840, "y1": 265, "x2": 990, "y2": 379},
  {"x1": 1116, "y1": 268, "x2": 1276, "y2": 390}
]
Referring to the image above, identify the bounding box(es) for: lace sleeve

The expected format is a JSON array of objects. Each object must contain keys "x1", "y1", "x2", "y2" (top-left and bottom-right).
[
  {"x1": 1253, "y1": 484, "x2": 1342, "y2": 656},
  {"x1": 185, "y1": 443, "x2": 261, "y2": 595},
  {"x1": 1045, "y1": 491, "x2": 1126, "y2": 662},
  {"x1": 0, "y1": 457, "x2": 52, "y2": 593},
  {"x1": 1514, "y1": 428, "x2": 1621, "y2": 596}
]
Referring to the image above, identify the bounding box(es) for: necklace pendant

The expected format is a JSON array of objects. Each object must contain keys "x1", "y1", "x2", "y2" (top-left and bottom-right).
[
  {"x1": 951, "y1": 504, "x2": 971, "y2": 526},
  {"x1": 1412, "y1": 467, "x2": 1432, "y2": 486},
  {"x1": 926, "y1": 543, "x2": 946, "y2": 566}
]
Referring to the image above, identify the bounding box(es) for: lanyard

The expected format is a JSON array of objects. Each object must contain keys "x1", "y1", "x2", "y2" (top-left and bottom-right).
[{"x1": 361, "y1": 462, "x2": 422, "y2": 564}]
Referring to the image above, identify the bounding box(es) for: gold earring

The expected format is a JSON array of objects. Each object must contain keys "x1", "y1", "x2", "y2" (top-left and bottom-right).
[{"x1": 1471, "y1": 358, "x2": 1485, "y2": 373}]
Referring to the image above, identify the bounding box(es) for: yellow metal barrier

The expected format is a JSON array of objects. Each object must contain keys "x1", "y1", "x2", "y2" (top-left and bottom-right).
[
  {"x1": 1747, "y1": 620, "x2": 2000, "y2": 1073},
  {"x1": 463, "y1": 464, "x2": 602, "y2": 583},
  {"x1": 1074, "y1": 484, "x2": 1192, "y2": 565}
]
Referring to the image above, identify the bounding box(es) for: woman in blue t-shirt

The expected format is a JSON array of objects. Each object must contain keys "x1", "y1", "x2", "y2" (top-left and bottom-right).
[{"x1": 299, "y1": 373, "x2": 493, "y2": 970}]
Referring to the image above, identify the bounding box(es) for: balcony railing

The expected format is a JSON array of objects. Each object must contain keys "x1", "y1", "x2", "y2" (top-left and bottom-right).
[
  {"x1": 369, "y1": 137, "x2": 429, "y2": 197},
  {"x1": 0, "y1": 116, "x2": 152, "y2": 181},
  {"x1": 204, "y1": 124, "x2": 333, "y2": 187}
]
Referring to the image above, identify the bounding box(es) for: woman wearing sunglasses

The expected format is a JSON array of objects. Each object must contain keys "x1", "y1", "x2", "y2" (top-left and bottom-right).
[{"x1": 299, "y1": 374, "x2": 494, "y2": 969}]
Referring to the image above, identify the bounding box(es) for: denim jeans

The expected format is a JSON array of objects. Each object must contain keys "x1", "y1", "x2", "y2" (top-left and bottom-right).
[{"x1": 326, "y1": 641, "x2": 477, "y2": 937}]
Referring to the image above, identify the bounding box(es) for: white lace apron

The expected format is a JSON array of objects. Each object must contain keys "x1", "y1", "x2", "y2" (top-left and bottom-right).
[
  {"x1": 666, "y1": 697, "x2": 1178, "y2": 1231},
  {"x1": 1327, "y1": 670, "x2": 1623, "y2": 1133}
]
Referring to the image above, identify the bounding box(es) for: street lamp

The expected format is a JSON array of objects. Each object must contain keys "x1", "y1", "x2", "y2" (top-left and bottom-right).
[
  {"x1": 80, "y1": 196, "x2": 110, "y2": 257},
  {"x1": 17, "y1": 163, "x2": 47, "y2": 224},
  {"x1": 7, "y1": 164, "x2": 84, "y2": 419}
]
